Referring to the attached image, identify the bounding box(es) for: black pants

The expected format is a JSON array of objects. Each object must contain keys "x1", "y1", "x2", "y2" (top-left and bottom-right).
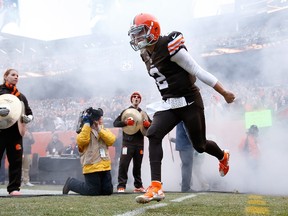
[
  {"x1": 117, "y1": 145, "x2": 144, "y2": 189},
  {"x1": 0, "y1": 154, "x2": 5, "y2": 182},
  {"x1": 147, "y1": 100, "x2": 224, "y2": 182},
  {"x1": 0, "y1": 125, "x2": 23, "y2": 193},
  {"x1": 68, "y1": 170, "x2": 113, "y2": 196},
  {"x1": 179, "y1": 150, "x2": 194, "y2": 192}
]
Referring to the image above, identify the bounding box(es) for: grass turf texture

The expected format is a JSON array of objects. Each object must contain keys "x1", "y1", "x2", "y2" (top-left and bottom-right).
[{"x1": 0, "y1": 185, "x2": 288, "y2": 215}]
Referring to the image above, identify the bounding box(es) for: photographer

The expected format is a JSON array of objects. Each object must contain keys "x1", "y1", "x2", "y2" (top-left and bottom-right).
[{"x1": 62, "y1": 107, "x2": 116, "y2": 196}]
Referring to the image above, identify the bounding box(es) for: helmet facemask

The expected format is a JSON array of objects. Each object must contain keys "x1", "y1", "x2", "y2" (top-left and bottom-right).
[{"x1": 128, "y1": 23, "x2": 156, "y2": 51}]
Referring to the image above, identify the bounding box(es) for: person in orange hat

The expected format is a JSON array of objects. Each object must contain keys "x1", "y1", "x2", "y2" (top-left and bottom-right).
[{"x1": 113, "y1": 92, "x2": 151, "y2": 193}]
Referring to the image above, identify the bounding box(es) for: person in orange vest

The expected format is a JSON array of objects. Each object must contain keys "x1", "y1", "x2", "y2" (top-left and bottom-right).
[{"x1": 238, "y1": 125, "x2": 260, "y2": 169}]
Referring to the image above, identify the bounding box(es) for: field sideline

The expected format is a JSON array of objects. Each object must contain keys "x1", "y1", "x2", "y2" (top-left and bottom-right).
[{"x1": 0, "y1": 185, "x2": 288, "y2": 215}]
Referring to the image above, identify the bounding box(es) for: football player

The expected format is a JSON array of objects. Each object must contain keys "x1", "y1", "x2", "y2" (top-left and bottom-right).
[{"x1": 128, "y1": 13, "x2": 235, "y2": 204}]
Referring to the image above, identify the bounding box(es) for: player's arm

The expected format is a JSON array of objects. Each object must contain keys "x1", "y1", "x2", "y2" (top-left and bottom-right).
[
  {"x1": 171, "y1": 48, "x2": 235, "y2": 103},
  {"x1": 171, "y1": 48, "x2": 217, "y2": 87}
]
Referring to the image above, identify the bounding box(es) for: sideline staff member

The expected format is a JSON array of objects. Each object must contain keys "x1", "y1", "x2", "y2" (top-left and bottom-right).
[
  {"x1": 63, "y1": 107, "x2": 116, "y2": 196},
  {"x1": 113, "y1": 92, "x2": 151, "y2": 193},
  {"x1": 0, "y1": 68, "x2": 33, "y2": 196}
]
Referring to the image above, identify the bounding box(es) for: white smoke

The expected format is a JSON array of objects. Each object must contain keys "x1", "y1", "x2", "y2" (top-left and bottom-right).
[{"x1": 2, "y1": 0, "x2": 288, "y2": 195}]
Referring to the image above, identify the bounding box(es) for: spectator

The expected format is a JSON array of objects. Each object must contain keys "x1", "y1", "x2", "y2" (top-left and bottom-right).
[
  {"x1": 0, "y1": 153, "x2": 5, "y2": 185},
  {"x1": 63, "y1": 136, "x2": 79, "y2": 157},
  {"x1": 171, "y1": 122, "x2": 210, "y2": 192},
  {"x1": 22, "y1": 128, "x2": 35, "y2": 187},
  {"x1": 111, "y1": 129, "x2": 122, "y2": 187},
  {"x1": 170, "y1": 122, "x2": 195, "y2": 193},
  {"x1": 238, "y1": 125, "x2": 261, "y2": 170},
  {"x1": 46, "y1": 133, "x2": 64, "y2": 156}
]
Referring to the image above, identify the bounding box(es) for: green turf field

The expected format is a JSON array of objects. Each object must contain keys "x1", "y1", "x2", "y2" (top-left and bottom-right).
[{"x1": 0, "y1": 185, "x2": 287, "y2": 216}]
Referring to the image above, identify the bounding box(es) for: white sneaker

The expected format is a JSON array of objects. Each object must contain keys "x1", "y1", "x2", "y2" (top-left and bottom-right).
[
  {"x1": 133, "y1": 187, "x2": 146, "y2": 193},
  {"x1": 24, "y1": 182, "x2": 35, "y2": 187}
]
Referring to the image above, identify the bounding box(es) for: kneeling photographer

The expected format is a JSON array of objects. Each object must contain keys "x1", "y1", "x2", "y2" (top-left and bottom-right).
[{"x1": 63, "y1": 107, "x2": 116, "y2": 196}]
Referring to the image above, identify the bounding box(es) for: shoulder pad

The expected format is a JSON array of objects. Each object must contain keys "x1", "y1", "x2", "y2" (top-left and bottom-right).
[{"x1": 167, "y1": 31, "x2": 185, "y2": 56}]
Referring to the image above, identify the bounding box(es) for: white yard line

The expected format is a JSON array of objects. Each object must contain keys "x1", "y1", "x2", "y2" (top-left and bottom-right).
[
  {"x1": 170, "y1": 194, "x2": 197, "y2": 202},
  {"x1": 115, "y1": 194, "x2": 200, "y2": 216},
  {"x1": 115, "y1": 203, "x2": 168, "y2": 216}
]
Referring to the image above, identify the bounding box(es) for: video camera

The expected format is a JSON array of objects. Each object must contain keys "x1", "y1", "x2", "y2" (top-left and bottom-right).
[{"x1": 76, "y1": 107, "x2": 103, "y2": 134}]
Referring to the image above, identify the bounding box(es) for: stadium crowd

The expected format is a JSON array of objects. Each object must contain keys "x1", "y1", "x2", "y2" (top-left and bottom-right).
[{"x1": 27, "y1": 81, "x2": 288, "y2": 133}]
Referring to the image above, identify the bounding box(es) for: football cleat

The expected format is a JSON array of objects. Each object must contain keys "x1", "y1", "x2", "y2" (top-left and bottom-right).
[
  {"x1": 219, "y1": 150, "x2": 230, "y2": 177},
  {"x1": 135, "y1": 181, "x2": 165, "y2": 204}
]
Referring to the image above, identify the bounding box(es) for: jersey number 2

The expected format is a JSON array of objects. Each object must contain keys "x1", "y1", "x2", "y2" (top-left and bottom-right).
[{"x1": 149, "y1": 67, "x2": 168, "y2": 90}]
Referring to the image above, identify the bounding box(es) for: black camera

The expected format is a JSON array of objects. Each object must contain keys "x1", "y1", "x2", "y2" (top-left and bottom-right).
[{"x1": 75, "y1": 107, "x2": 103, "y2": 134}]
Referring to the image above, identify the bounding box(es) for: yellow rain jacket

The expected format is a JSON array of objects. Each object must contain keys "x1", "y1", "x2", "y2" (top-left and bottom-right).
[{"x1": 76, "y1": 124, "x2": 116, "y2": 174}]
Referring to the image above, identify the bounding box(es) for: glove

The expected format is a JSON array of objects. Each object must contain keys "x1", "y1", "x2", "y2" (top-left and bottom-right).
[
  {"x1": 0, "y1": 107, "x2": 9, "y2": 117},
  {"x1": 143, "y1": 120, "x2": 151, "y2": 128},
  {"x1": 83, "y1": 115, "x2": 93, "y2": 125},
  {"x1": 126, "y1": 117, "x2": 134, "y2": 126},
  {"x1": 22, "y1": 115, "x2": 33, "y2": 123}
]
